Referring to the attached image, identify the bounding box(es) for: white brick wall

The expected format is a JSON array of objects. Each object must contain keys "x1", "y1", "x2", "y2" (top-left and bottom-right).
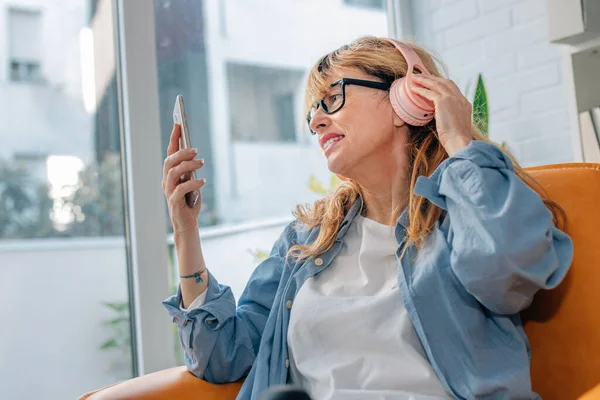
[{"x1": 412, "y1": 0, "x2": 574, "y2": 166}]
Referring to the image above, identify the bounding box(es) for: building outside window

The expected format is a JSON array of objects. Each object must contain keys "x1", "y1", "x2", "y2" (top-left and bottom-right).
[
  {"x1": 8, "y1": 7, "x2": 43, "y2": 82},
  {"x1": 344, "y1": 0, "x2": 387, "y2": 10}
]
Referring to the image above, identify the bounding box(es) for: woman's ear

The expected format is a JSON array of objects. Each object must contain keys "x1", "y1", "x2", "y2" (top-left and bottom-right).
[{"x1": 392, "y1": 110, "x2": 406, "y2": 128}]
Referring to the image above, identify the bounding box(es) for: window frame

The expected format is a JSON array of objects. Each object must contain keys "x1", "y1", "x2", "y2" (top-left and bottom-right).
[{"x1": 114, "y1": 0, "x2": 176, "y2": 375}]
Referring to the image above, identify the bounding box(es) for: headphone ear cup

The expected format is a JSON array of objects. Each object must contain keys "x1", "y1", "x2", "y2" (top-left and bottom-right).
[{"x1": 389, "y1": 78, "x2": 435, "y2": 126}]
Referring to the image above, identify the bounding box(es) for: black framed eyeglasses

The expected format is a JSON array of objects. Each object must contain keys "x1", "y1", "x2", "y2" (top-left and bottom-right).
[{"x1": 306, "y1": 78, "x2": 392, "y2": 135}]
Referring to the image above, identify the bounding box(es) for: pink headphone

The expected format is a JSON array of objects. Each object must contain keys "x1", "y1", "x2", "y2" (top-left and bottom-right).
[{"x1": 384, "y1": 38, "x2": 435, "y2": 126}]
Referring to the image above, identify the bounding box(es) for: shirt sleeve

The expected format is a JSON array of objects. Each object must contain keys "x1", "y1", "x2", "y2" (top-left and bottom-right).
[
  {"x1": 413, "y1": 140, "x2": 574, "y2": 315},
  {"x1": 162, "y1": 222, "x2": 297, "y2": 383},
  {"x1": 179, "y1": 289, "x2": 208, "y2": 312}
]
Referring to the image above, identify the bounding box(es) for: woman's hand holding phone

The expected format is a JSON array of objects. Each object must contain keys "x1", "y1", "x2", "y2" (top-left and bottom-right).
[{"x1": 162, "y1": 123, "x2": 207, "y2": 234}]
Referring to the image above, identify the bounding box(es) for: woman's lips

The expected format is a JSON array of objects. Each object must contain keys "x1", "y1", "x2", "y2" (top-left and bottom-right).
[{"x1": 323, "y1": 136, "x2": 344, "y2": 155}]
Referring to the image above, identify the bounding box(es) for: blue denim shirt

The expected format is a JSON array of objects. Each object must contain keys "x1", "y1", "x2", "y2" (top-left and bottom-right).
[{"x1": 163, "y1": 141, "x2": 574, "y2": 400}]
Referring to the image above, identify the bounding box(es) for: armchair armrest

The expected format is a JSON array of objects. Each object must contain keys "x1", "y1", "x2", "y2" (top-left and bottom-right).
[
  {"x1": 78, "y1": 366, "x2": 243, "y2": 400},
  {"x1": 579, "y1": 384, "x2": 600, "y2": 400}
]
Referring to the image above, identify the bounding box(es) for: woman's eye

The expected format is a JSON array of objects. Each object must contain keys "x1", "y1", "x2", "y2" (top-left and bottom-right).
[{"x1": 329, "y1": 94, "x2": 341, "y2": 103}]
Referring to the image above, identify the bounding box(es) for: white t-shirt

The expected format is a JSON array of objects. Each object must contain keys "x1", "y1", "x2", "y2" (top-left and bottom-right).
[
  {"x1": 287, "y1": 215, "x2": 451, "y2": 400},
  {"x1": 181, "y1": 216, "x2": 451, "y2": 399}
]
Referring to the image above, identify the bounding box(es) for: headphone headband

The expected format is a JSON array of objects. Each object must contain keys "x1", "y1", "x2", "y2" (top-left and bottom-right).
[{"x1": 383, "y1": 38, "x2": 431, "y2": 77}]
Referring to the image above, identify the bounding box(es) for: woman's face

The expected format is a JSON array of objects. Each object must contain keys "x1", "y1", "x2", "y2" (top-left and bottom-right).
[{"x1": 308, "y1": 67, "x2": 408, "y2": 180}]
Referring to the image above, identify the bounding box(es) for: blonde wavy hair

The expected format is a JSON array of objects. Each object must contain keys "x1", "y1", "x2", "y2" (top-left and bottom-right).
[{"x1": 287, "y1": 36, "x2": 566, "y2": 261}]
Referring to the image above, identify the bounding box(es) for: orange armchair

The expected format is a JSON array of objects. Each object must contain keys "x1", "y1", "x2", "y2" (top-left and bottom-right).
[{"x1": 80, "y1": 163, "x2": 600, "y2": 400}]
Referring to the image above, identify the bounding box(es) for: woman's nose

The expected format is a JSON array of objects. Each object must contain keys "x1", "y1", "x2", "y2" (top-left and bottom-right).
[{"x1": 309, "y1": 107, "x2": 329, "y2": 134}]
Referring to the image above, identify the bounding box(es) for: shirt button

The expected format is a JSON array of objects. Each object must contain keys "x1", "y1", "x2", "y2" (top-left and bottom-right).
[
  {"x1": 314, "y1": 258, "x2": 324, "y2": 266},
  {"x1": 285, "y1": 300, "x2": 293, "y2": 309},
  {"x1": 285, "y1": 359, "x2": 290, "y2": 368}
]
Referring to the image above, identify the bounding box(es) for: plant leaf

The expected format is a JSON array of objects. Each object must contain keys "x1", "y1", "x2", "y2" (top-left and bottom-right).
[
  {"x1": 100, "y1": 339, "x2": 118, "y2": 349},
  {"x1": 255, "y1": 249, "x2": 269, "y2": 260},
  {"x1": 308, "y1": 176, "x2": 327, "y2": 195},
  {"x1": 102, "y1": 301, "x2": 129, "y2": 312},
  {"x1": 247, "y1": 248, "x2": 269, "y2": 262},
  {"x1": 103, "y1": 317, "x2": 130, "y2": 326},
  {"x1": 472, "y1": 73, "x2": 489, "y2": 138},
  {"x1": 330, "y1": 174, "x2": 342, "y2": 189}
]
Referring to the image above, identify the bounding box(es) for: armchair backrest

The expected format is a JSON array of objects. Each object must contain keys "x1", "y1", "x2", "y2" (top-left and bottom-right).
[{"x1": 522, "y1": 163, "x2": 600, "y2": 400}]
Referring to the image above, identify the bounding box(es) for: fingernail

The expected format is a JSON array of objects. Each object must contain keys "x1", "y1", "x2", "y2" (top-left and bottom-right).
[
  {"x1": 190, "y1": 148, "x2": 198, "y2": 154},
  {"x1": 197, "y1": 158, "x2": 205, "y2": 163}
]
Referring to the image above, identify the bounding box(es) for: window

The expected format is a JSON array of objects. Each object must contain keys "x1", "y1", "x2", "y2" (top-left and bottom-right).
[
  {"x1": 227, "y1": 63, "x2": 304, "y2": 142},
  {"x1": 10, "y1": 60, "x2": 42, "y2": 81},
  {"x1": 0, "y1": 1, "x2": 134, "y2": 398},
  {"x1": 8, "y1": 8, "x2": 43, "y2": 83},
  {"x1": 579, "y1": 107, "x2": 600, "y2": 162},
  {"x1": 275, "y1": 92, "x2": 298, "y2": 142},
  {"x1": 343, "y1": 0, "x2": 387, "y2": 10}
]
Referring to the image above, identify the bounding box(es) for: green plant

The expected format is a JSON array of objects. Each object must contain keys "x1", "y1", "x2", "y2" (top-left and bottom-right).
[
  {"x1": 100, "y1": 245, "x2": 186, "y2": 374},
  {"x1": 0, "y1": 159, "x2": 55, "y2": 239},
  {"x1": 470, "y1": 73, "x2": 510, "y2": 150},
  {"x1": 308, "y1": 174, "x2": 343, "y2": 196},
  {"x1": 472, "y1": 73, "x2": 489, "y2": 138},
  {"x1": 0, "y1": 160, "x2": 34, "y2": 237},
  {"x1": 68, "y1": 152, "x2": 125, "y2": 236},
  {"x1": 0, "y1": 152, "x2": 126, "y2": 239},
  {"x1": 99, "y1": 301, "x2": 132, "y2": 379}
]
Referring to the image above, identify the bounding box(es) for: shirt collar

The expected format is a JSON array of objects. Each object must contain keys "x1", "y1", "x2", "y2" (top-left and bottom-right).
[{"x1": 335, "y1": 197, "x2": 409, "y2": 241}]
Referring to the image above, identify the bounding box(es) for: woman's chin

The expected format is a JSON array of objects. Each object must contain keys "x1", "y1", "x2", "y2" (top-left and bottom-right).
[{"x1": 327, "y1": 158, "x2": 348, "y2": 179}]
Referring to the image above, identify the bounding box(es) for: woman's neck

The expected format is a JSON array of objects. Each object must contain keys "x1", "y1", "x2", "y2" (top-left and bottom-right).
[{"x1": 361, "y1": 187, "x2": 409, "y2": 226}]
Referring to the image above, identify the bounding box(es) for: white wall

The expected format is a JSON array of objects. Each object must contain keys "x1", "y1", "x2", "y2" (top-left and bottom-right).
[
  {"x1": 412, "y1": 0, "x2": 574, "y2": 166},
  {"x1": 0, "y1": 238, "x2": 130, "y2": 400}
]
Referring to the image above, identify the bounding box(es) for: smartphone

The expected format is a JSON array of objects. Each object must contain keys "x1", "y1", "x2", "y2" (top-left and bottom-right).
[{"x1": 173, "y1": 94, "x2": 200, "y2": 208}]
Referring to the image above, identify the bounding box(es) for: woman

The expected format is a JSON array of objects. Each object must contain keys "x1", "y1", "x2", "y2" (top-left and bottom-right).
[{"x1": 162, "y1": 36, "x2": 573, "y2": 400}]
